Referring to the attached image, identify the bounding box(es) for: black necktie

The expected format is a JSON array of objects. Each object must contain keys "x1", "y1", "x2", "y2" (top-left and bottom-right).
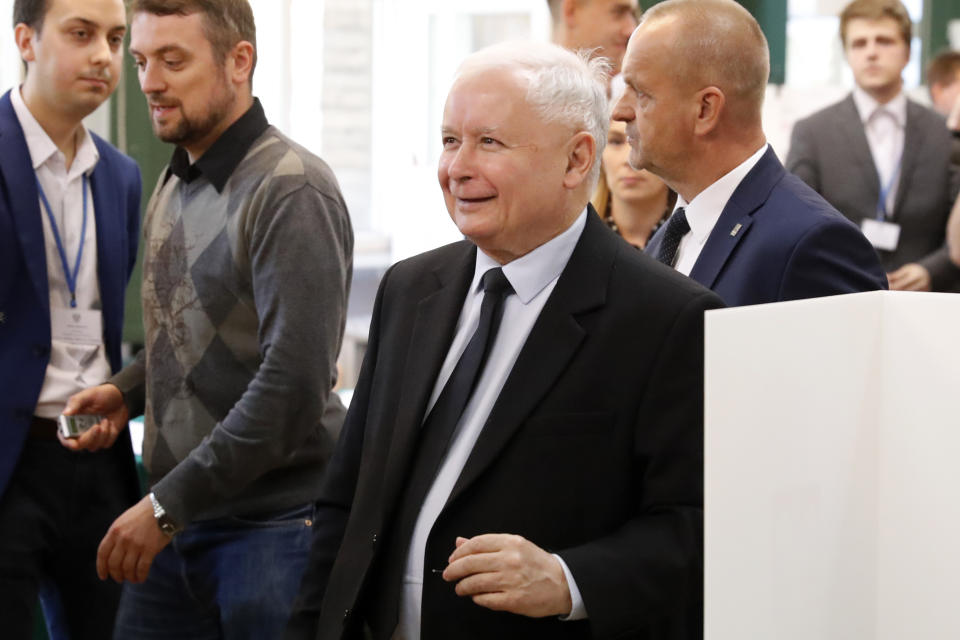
[
  {"x1": 368, "y1": 267, "x2": 514, "y2": 633},
  {"x1": 655, "y1": 207, "x2": 690, "y2": 267}
]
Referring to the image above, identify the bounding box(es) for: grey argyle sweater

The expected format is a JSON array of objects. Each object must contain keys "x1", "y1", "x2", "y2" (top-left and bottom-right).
[{"x1": 112, "y1": 121, "x2": 353, "y2": 525}]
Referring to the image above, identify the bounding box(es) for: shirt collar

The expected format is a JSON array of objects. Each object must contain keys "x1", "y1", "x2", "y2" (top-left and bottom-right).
[
  {"x1": 167, "y1": 97, "x2": 270, "y2": 193},
  {"x1": 472, "y1": 207, "x2": 588, "y2": 305},
  {"x1": 676, "y1": 143, "x2": 768, "y2": 244},
  {"x1": 11, "y1": 85, "x2": 100, "y2": 177},
  {"x1": 852, "y1": 86, "x2": 907, "y2": 128}
]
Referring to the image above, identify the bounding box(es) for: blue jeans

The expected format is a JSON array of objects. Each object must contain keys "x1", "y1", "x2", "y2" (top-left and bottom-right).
[{"x1": 113, "y1": 503, "x2": 315, "y2": 640}]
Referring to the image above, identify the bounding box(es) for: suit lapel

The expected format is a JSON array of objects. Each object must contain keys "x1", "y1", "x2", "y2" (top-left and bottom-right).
[
  {"x1": 89, "y1": 141, "x2": 122, "y2": 359},
  {"x1": 0, "y1": 91, "x2": 49, "y2": 310},
  {"x1": 688, "y1": 147, "x2": 782, "y2": 288},
  {"x1": 445, "y1": 211, "x2": 611, "y2": 506},
  {"x1": 837, "y1": 95, "x2": 881, "y2": 196},
  {"x1": 380, "y1": 243, "x2": 477, "y2": 514},
  {"x1": 893, "y1": 101, "x2": 923, "y2": 219}
]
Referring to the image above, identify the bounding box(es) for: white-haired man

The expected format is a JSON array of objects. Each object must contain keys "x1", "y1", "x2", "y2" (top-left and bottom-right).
[{"x1": 286, "y1": 40, "x2": 722, "y2": 640}]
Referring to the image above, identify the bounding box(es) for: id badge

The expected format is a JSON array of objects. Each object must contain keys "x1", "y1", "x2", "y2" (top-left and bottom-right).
[
  {"x1": 860, "y1": 218, "x2": 901, "y2": 252},
  {"x1": 50, "y1": 308, "x2": 103, "y2": 346}
]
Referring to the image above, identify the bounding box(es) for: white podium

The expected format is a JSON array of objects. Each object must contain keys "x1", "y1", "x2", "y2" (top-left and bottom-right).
[{"x1": 704, "y1": 291, "x2": 960, "y2": 640}]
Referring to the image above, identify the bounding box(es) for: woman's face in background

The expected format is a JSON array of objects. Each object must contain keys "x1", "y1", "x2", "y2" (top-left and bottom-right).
[{"x1": 602, "y1": 119, "x2": 668, "y2": 205}]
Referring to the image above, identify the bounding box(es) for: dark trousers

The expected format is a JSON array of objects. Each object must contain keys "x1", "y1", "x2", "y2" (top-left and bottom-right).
[{"x1": 0, "y1": 437, "x2": 130, "y2": 639}]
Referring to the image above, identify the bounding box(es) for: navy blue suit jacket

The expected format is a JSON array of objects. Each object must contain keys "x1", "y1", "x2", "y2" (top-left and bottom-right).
[
  {"x1": 0, "y1": 89, "x2": 142, "y2": 502},
  {"x1": 646, "y1": 147, "x2": 888, "y2": 306}
]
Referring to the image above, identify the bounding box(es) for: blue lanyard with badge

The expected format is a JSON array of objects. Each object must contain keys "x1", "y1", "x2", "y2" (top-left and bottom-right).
[
  {"x1": 860, "y1": 156, "x2": 902, "y2": 252},
  {"x1": 36, "y1": 175, "x2": 103, "y2": 347}
]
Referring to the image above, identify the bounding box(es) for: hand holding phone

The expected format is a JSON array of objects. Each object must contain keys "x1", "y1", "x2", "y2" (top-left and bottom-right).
[
  {"x1": 58, "y1": 413, "x2": 105, "y2": 439},
  {"x1": 60, "y1": 384, "x2": 129, "y2": 452}
]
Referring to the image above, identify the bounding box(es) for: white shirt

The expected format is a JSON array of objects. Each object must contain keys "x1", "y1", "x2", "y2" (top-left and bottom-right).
[
  {"x1": 396, "y1": 209, "x2": 589, "y2": 639},
  {"x1": 672, "y1": 144, "x2": 769, "y2": 276},
  {"x1": 852, "y1": 86, "x2": 906, "y2": 218},
  {"x1": 11, "y1": 86, "x2": 110, "y2": 419}
]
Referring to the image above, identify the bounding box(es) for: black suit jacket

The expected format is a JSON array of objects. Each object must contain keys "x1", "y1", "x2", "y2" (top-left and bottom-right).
[{"x1": 288, "y1": 211, "x2": 723, "y2": 639}]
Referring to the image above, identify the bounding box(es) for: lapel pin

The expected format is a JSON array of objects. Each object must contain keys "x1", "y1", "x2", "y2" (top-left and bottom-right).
[{"x1": 730, "y1": 223, "x2": 742, "y2": 237}]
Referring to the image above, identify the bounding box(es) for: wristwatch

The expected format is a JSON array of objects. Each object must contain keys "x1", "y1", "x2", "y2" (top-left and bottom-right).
[{"x1": 149, "y1": 492, "x2": 182, "y2": 537}]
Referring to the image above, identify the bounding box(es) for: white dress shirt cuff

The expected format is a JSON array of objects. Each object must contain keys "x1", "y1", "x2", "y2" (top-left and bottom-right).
[{"x1": 553, "y1": 553, "x2": 588, "y2": 621}]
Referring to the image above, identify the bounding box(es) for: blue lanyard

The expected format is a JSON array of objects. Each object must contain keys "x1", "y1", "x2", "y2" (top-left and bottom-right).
[
  {"x1": 876, "y1": 154, "x2": 902, "y2": 221},
  {"x1": 36, "y1": 175, "x2": 88, "y2": 308}
]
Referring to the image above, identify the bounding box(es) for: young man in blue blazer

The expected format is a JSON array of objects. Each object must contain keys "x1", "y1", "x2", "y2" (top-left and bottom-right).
[{"x1": 0, "y1": 0, "x2": 142, "y2": 636}]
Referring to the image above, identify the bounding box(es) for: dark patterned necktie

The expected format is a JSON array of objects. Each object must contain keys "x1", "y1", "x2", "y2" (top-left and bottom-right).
[{"x1": 655, "y1": 207, "x2": 690, "y2": 267}]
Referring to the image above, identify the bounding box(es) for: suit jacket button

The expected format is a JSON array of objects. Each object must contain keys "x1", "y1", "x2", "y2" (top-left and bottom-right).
[
  {"x1": 372, "y1": 532, "x2": 378, "y2": 545},
  {"x1": 0, "y1": 310, "x2": 6, "y2": 324},
  {"x1": 343, "y1": 608, "x2": 351, "y2": 623}
]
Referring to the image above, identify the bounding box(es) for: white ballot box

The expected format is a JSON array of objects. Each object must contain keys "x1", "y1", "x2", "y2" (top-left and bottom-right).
[{"x1": 704, "y1": 291, "x2": 960, "y2": 640}]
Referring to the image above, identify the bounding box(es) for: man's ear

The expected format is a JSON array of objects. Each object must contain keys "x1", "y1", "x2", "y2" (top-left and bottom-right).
[
  {"x1": 563, "y1": 131, "x2": 596, "y2": 189},
  {"x1": 14, "y1": 23, "x2": 37, "y2": 66},
  {"x1": 692, "y1": 86, "x2": 725, "y2": 137},
  {"x1": 227, "y1": 40, "x2": 255, "y2": 87}
]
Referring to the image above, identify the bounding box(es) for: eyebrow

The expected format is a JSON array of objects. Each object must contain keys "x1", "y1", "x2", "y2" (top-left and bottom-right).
[
  {"x1": 63, "y1": 16, "x2": 127, "y2": 33},
  {"x1": 129, "y1": 44, "x2": 187, "y2": 57}
]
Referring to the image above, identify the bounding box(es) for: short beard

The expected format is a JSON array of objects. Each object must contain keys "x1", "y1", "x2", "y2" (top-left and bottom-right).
[{"x1": 155, "y1": 81, "x2": 236, "y2": 149}]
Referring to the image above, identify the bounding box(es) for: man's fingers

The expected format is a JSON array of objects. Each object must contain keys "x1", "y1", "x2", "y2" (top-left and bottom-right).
[
  {"x1": 74, "y1": 424, "x2": 106, "y2": 452},
  {"x1": 443, "y1": 550, "x2": 501, "y2": 582},
  {"x1": 453, "y1": 570, "x2": 504, "y2": 597},
  {"x1": 97, "y1": 532, "x2": 115, "y2": 581},
  {"x1": 448, "y1": 533, "x2": 516, "y2": 562},
  {"x1": 106, "y1": 538, "x2": 128, "y2": 583},
  {"x1": 121, "y1": 546, "x2": 140, "y2": 583},
  {"x1": 136, "y1": 554, "x2": 154, "y2": 583}
]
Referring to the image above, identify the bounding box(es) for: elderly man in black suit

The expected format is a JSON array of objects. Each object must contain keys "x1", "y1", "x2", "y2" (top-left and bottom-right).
[{"x1": 287, "y1": 40, "x2": 722, "y2": 640}]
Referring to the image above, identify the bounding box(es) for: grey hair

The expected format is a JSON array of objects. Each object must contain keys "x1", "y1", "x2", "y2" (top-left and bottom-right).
[{"x1": 454, "y1": 40, "x2": 611, "y2": 189}]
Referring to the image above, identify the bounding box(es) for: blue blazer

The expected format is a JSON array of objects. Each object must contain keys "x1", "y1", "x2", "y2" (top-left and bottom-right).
[
  {"x1": 646, "y1": 147, "x2": 888, "y2": 307},
  {"x1": 0, "y1": 89, "x2": 142, "y2": 502}
]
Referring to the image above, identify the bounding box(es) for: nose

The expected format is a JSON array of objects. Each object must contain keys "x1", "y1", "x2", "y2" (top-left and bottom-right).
[
  {"x1": 443, "y1": 143, "x2": 475, "y2": 183},
  {"x1": 89, "y1": 35, "x2": 112, "y2": 67},
  {"x1": 139, "y1": 60, "x2": 165, "y2": 95},
  {"x1": 611, "y1": 94, "x2": 634, "y2": 123}
]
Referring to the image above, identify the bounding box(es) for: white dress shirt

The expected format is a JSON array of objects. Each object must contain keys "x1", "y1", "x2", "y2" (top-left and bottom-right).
[
  {"x1": 852, "y1": 86, "x2": 906, "y2": 218},
  {"x1": 396, "y1": 209, "x2": 590, "y2": 639},
  {"x1": 11, "y1": 86, "x2": 110, "y2": 419},
  {"x1": 672, "y1": 143, "x2": 769, "y2": 276}
]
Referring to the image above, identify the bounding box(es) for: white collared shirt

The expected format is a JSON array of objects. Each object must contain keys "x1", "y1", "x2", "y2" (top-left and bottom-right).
[
  {"x1": 11, "y1": 86, "x2": 110, "y2": 419},
  {"x1": 672, "y1": 143, "x2": 769, "y2": 276},
  {"x1": 852, "y1": 86, "x2": 906, "y2": 218},
  {"x1": 396, "y1": 209, "x2": 590, "y2": 639}
]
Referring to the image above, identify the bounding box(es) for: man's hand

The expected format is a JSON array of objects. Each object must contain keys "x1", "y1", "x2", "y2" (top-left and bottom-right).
[
  {"x1": 60, "y1": 383, "x2": 129, "y2": 452},
  {"x1": 442, "y1": 534, "x2": 572, "y2": 618},
  {"x1": 97, "y1": 495, "x2": 171, "y2": 583},
  {"x1": 948, "y1": 194, "x2": 960, "y2": 267},
  {"x1": 887, "y1": 263, "x2": 931, "y2": 291}
]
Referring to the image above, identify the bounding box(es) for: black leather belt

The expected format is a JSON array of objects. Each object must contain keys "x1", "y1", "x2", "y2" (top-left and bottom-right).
[{"x1": 29, "y1": 416, "x2": 59, "y2": 440}]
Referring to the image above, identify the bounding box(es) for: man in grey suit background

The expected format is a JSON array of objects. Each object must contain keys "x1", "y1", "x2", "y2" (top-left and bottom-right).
[{"x1": 786, "y1": 0, "x2": 960, "y2": 292}]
